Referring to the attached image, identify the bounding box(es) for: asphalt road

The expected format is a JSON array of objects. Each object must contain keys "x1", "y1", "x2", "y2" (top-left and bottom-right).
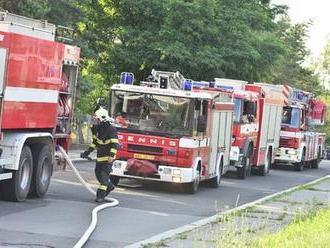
[{"x1": 0, "y1": 160, "x2": 330, "y2": 248}]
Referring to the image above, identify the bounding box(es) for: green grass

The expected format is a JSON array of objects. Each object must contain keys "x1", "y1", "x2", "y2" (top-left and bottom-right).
[{"x1": 248, "y1": 207, "x2": 330, "y2": 248}]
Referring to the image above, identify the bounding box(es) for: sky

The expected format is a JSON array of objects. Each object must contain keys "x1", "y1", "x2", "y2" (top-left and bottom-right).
[{"x1": 272, "y1": 0, "x2": 330, "y2": 59}]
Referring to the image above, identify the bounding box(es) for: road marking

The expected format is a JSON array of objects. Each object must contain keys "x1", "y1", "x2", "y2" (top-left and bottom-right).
[
  {"x1": 52, "y1": 179, "x2": 170, "y2": 217},
  {"x1": 119, "y1": 207, "x2": 170, "y2": 217},
  {"x1": 51, "y1": 178, "x2": 156, "y2": 197}
]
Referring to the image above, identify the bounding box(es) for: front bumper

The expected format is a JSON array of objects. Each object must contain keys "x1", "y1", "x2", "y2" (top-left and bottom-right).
[
  {"x1": 229, "y1": 146, "x2": 244, "y2": 167},
  {"x1": 111, "y1": 160, "x2": 195, "y2": 183},
  {"x1": 275, "y1": 148, "x2": 300, "y2": 164}
]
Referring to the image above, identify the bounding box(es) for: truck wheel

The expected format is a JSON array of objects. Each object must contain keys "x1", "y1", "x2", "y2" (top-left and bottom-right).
[
  {"x1": 208, "y1": 159, "x2": 223, "y2": 188},
  {"x1": 294, "y1": 162, "x2": 304, "y2": 171},
  {"x1": 30, "y1": 145, "x2": 52, "y2": 198},
  {"x1": 237, "y1": 157, "x2": 251, "y2": 179},
  {"x1": 258, "y1": 150, "x2": 271, "y2": 176},
  {"x1": 311, "y1": 149, "x2": 321, "y2": 169},
  {"x1": 294, "y1": 150, "x2": 305, "y2": 171},
  {"x1": 110, "y1": 175, "x2": 120, "y2": 186},
  {"x1": 183, "y1": 169, "x2": 200, "y2": 194},
  {"x1": 2, "y1": 146, "x2": 33, "y2": 202}
]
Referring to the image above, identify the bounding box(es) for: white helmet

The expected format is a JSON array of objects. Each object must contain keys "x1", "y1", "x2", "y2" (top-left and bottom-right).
[{"x1": 94, "y1": 108, "x2": 111, "y2": 122}]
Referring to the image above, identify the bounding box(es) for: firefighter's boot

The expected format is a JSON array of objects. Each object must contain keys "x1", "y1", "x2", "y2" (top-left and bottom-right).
[
  {"x1": 105, "y1": 182, "x2": 115, "y2": 197},
  {"x1": 95, "y1": 188, "x2": 106, "y2": 203}
]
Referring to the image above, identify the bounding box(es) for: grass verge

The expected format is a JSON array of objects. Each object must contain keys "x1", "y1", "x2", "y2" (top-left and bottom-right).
[{"x1": 249, "y1": 206, "x2": 330, "y2": 248}]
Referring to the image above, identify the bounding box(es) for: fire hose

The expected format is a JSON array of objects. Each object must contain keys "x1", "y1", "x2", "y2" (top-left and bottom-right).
[{"x1": 58, "y1": 146, "x2": 119, "y2": 248}]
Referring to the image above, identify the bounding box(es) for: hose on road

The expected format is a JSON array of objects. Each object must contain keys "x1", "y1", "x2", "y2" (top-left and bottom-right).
[{"x1": 58, "y1": 146, "x2": 119, "y2": 248}]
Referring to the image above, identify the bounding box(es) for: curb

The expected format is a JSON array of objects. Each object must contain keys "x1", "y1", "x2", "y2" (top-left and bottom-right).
[{"x1": 125, "y1": 174, "x2": 330, "y2": 248}]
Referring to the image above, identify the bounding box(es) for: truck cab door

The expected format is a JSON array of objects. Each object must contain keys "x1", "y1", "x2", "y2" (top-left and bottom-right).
[
  {"x1": 0, "y1": 48, "x2": 6, "y2": 95},
  {"x1": 0, "y1": 47, "x2": 7, "y2": 130}
]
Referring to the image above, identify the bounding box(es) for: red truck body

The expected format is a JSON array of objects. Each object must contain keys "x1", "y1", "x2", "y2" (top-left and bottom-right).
[
  {"x1": 0, "y1": 11, "x2": 80, "y2": 201},
  {"x1": 209, "y1": 79, "x2": 284, "y2": 178},
  {"x1": 109, "y1": 72, "x2": 234, "y2": 193}
]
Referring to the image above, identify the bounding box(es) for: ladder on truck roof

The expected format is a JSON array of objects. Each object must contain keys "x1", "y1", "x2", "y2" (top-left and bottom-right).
[
  {"x1": 0, "y1": 10, "x2": 56, "y2": 41},
  {"x1": 141, "y1": 69, "x2": 185, "y2": 89}
]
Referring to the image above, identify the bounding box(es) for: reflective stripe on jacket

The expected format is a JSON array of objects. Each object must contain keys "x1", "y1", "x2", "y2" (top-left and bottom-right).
[{"x1": 88, "y1": 121, "x2": 118, "y2": 163}]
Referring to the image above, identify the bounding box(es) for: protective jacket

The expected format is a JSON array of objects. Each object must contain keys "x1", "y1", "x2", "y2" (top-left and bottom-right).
[{"x1": 88, "y1": 121, "x2": 118, "y2": 164}]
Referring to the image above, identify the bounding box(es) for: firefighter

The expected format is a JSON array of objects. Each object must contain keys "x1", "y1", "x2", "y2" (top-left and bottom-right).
[{"x1": 80, "y1": 107, "x2": 119, "y2": 203}]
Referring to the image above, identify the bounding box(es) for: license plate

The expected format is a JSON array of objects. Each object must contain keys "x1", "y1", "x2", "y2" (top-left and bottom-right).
[{"x1": 133, "y1": 153, "x2": 155, "y2": 160}]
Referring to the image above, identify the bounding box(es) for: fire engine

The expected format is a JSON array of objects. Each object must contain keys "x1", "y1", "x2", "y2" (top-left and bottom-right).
[
  {"x1": 260, "y1": 84, "x2": 327, "y2": 171},
  {"x1": 187, "y1": 79, "x2": 284, "y2": 179},
  {"x1": 0, "y1": 11, "x2": 80, "y2": 201},
  {"x1": 109, "y1": 71, "x2": 234, "y2": 193}
]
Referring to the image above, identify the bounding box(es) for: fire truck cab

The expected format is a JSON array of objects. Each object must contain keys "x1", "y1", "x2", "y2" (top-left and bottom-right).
[
  {"x1": 109, "y1": 72, "x2": 234, "y2": 193},
  {"x1": 0, "y1": 11, "x2": 80, "y2": 201},
  {"x1": 273, "y1": 86, "x2": 326, "y2": 171},
  {"x1": 209, "y1": 80, "x2": 284, "y2": 178}
]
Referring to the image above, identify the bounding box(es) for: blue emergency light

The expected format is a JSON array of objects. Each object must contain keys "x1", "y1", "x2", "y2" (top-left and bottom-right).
[
  {"x1": 182, "y1": 79, "x2": 193, "y2": 91},
  {"x1": 214, "y1": 84, "x2": 234, "y2": 91},
  {"x1": 120, "y1": 72, "x2": 134, "y2": 85},
  {"x1": 291, "y1": 89, "x2": 309, "y2": 103},
  {"x1": 182, "y1": 80, "x2": 211, "y2": 91}
]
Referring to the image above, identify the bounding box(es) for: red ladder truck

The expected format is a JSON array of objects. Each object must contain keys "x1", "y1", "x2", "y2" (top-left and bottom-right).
[
  {"x1": 0, "y1": 11, "x2": 80, "y2": 201},
  {"x1": 260, "y1": 84, "x2": 327, "y2": 171},
  {"x1": 109, "y1": 72, "x2": 234, "y2": 193},
  {"x1": 187, "y1": 79, "x2": 284, "y2": 178}
]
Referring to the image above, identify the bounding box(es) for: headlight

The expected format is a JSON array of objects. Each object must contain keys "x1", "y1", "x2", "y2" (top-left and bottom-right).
[
  {"x1": 173, "y1": 169, "x2": 181, "y2": 175},
  {"x1": 113, "y1": 161, "x2": 121, "y2": 168},
  {"x1": 161, "y1": 168, "x2": 172, "y2": 174}
]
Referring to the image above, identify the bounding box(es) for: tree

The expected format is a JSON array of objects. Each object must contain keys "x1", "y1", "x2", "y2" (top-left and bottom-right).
[
  {"x1": 270, "y1": 17, "x2": 321, "y2": 94},
  {"x1": 0, "y1": 0, "x2": 49, "y2": 19},
  {"x1": 82, "y1": 0, "x2": 286, "y2": 83}
]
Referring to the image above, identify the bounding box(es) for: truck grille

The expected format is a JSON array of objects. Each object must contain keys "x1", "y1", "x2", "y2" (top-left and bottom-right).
[
  {"x1": 280, "y1": 139, "x2": 289, "y2": 147},
  {"x1": 124, "y1": 171, "x2": 161, "y2": 179},
  {"x1": 127, "y1": 144, "x2": 163, "y2": 154}
]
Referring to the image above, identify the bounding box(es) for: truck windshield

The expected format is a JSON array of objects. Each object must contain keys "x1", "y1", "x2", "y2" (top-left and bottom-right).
[
  {"x1": 281, "y1": 107, "x2": 300, "y2": 128},
  {"x1": 233, "y1": 98, "x2": 242, "y2": 123},
  {"x1": 111, "y1": 90, "x2": 194, "y2": 136}
]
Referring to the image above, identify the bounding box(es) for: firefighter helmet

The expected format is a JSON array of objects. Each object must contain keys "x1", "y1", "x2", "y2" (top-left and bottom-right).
[{"x1": 94, "y1": 108, "x2": 110, "y2": 122}]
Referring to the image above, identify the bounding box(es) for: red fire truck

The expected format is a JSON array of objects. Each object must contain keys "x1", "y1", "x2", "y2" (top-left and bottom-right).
[
  {"x1": 0, "y1": 11, "x2": 80, "y2": 201},
  {"x1": 109, "y1": 72, "x2": 234, "y2": 193},
  {"x1": 262, "y1": 85, "x2": 327, "y2": 171},
  {"x1": 190, "y1": 79, "x2": 284, "y2": 179}
]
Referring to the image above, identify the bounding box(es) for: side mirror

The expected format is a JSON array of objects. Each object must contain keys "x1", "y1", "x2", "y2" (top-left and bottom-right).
[{"x1": 197, "y1": 116, "x2": 207, "y2": 133}]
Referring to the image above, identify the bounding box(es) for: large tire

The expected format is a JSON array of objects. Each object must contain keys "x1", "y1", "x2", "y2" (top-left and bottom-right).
[
  {"x1": 183, "y1": 167, "x2": 200, "y2": 194},
  {"x1": 294, "y1": 149, "x2": 305, "y2": 171},
  {"x1": 30, "y1": 145, "x2": 53, "y2": 198},
  {"x1": 110, "y1": 175, "x2": 120, "y2": 186},
  {"x1": 294, "y1": 162, "x2": 304, "y2": 171},
  {"x1": 2, "y1": 146, "x2": 33, "y2": 202},
  {"x1": 237, "y1": 157, "x2": 251, "y2": 179},
  {"x1": 311, "y1": 148, "x2": 321, "y2": 169},
  {"x1": 258, "y1": 150, "x2": 271, "y2": 176},
  {"x1": 208, "y1": 159, "x2": 223, "y2": 188}
]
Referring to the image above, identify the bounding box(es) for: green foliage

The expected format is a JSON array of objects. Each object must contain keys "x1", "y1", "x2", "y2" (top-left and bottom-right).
[
  {"x1": 0, "y1": 0, "x2": 49, "y2": 18},
  {"x1": 249, "y1": 207, "x2": 330, "y2": 248},
  {"x1": 1, "y1": 0, "x2": 320, "y2": 115},
  {"x1": 82, "y1": 0, "x2": 288, "y2": 82},
  {"x1": 270, "y1": 18, "x2": 321, "y2": 94}
]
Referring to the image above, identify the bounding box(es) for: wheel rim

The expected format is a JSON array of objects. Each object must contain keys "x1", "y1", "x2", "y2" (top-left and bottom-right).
[
  {"x1": 245, "y1": 158, "x2": 250, "y2": 176},
  {"x1": 264, "y1": 153, "x2": 270, "y2": 174},
  {"x1": 217, "y1": 164, "x2": 222, "y2": 184},
  {"x1": 19, "y1": 158, "x2": 30, "y2": 189},
  {"x1": 194, "y1": 170, "x2": 200, "y2": 191},
  {"x1": 40, "y1": 157, "x2": 51, "y2": 185}
]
